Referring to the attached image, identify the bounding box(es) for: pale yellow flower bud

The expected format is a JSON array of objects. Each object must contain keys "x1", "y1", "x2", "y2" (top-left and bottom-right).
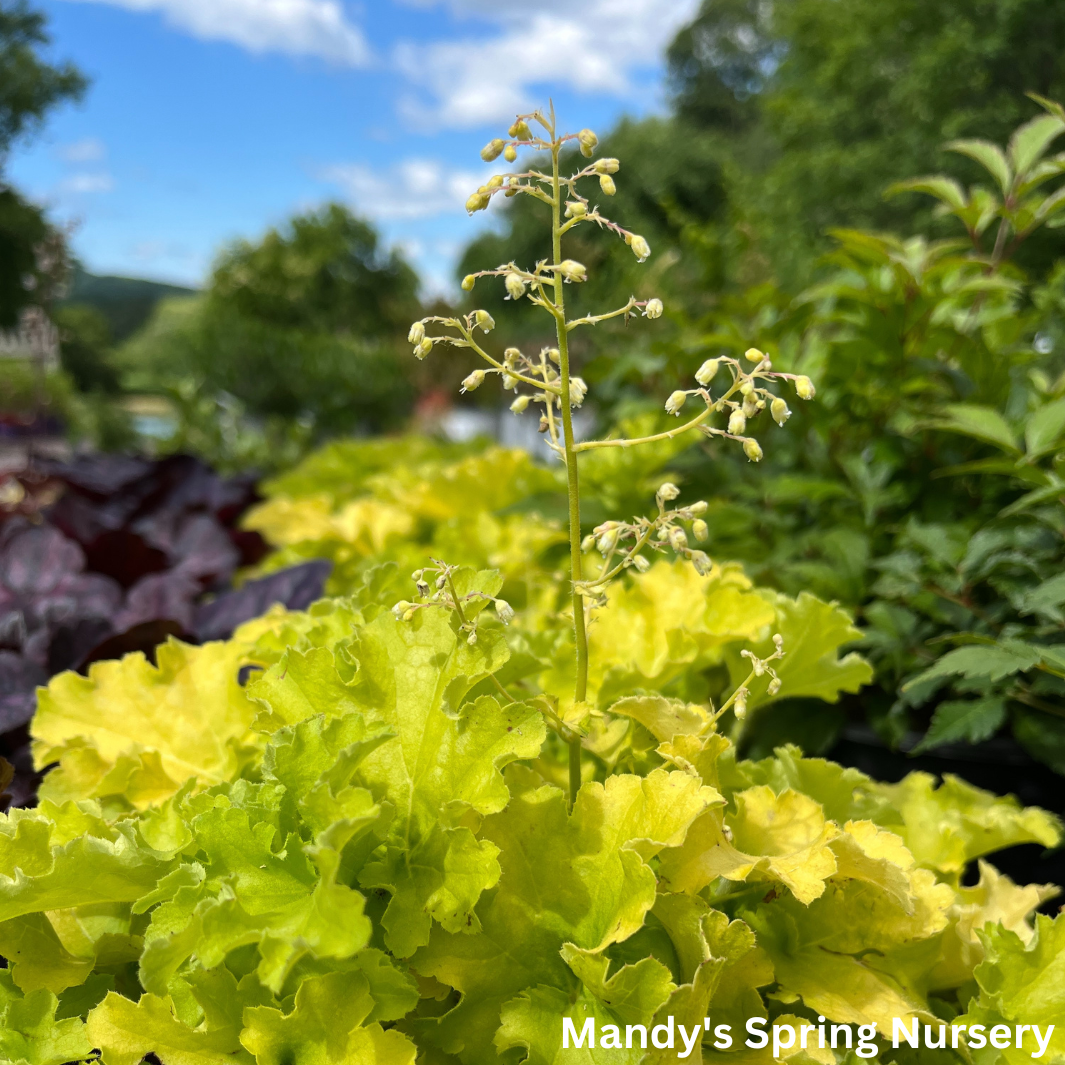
[
  {"x1": 581, "y1": 534, "x2": 595, "y2": 552},
  {"x1": 578, "y1": 128, "x2": 598, "y2": 157},
  {"x1": 505, "y1": 272, "x2": 526, "y2": 299},
  {"x1": 503, "y1": 144, "x2": 517, "y2": 163},
  {"x1": 767, "y1": 677, "x2": 782, "y2": 696},
  {"x1": 475, "y1": 310, "x2": 495, "y2": 332},
  {"x1": 771, "y1": 396, "x2": 791, "y2": 426},
  {"x1": 692, "y1": 518, "x2": 708, "y2": 541},
  {"x1": 461, "y1": 369, "x2": 485, "y2": 393},
  {"x1": 743, "y1": 438, "x2": 764, "y2": 462},
  {"x1": 564, "y1": 200, "x2": 587, "y2": 218},
  {"x1": 408, "y1": 321, "x2": 425, "y2": 345},
  {"x1": 502, "y1": 374, "x2": 518, "y2": 390},
  {"x1": 510, "y1": 394, "x2": 531, "y2": 413},
  {"x1": 547, "y1": 348, "x2": 560, "y2": 365},
  {"x1": 392, "y1": 600, "x2": 415, "y2": 622},
  {"x1": 509, "y1": 120, "x2": 531, "y2": 140},
  {"x1": 695, "y1": 358, "x2": 720, "y2": 386},
  {"x1": 689, "y1": 500, "x2": 708, "y2": 515},
  {"x1": 665, "y1": 390, "x2": 687, "y2": 416},
  {"x1": 494, "y1": 599, "x2": 515, "y2": 624},
  {"x1": 599, "y1": 174, "x2": 616, "y2": 196},
  {"x1": 461, "y1": 274, "x2": 477, "y2": 292},
  {"x1": 465, "y1": 192, "x2": 489, "y2": 213},
  {"x1": 480, "y1": 138, "x2": 505, "y2": 162},
  {"x1": 657, "y1": 482, "x2": 681, "y2": 502},
  {"x1": 632, "y1": 553, "x2": 651, "y2": 573},
  {"x1": 414, "y1": 337, "x2": 432, "y2": 360},
  {"x1": 669, "y1": 526, "x2": 688, "y2": 553},
  {"x1": 745, "y1": 347, "x2": 765, "y2": 363},
  {"x1": 733, "y1": 686, "x2": 748, "y2": 720},
  {"x1": 596, "y1": 528, "x2": 619, "y2": 554},
  {"x1": 569, "y1": 377, "x2": 588, "y2": 407},
  {"x1": 594, "y1": 158, "x2": 620, "y2": 174},
  {"x1": 690, "y1": 550, "x2": 712, "y2": 576},
  {"x1": 467, "y1": 629, "x2": 478, "y2": 646},
  {"x1": 644, "y1": 298, "x2": 663, "y2": 319},
  {"x1": 629, "y1": 234, "x2": 651, "y2": 262},
  {"x1": 728, "y1": 409, "x2": 747, "y2": 435},
  {"x1": 559, "y1": 260, "x2": 587, "y2": 282},
  {"x1": 503, "y1": 346, "x2": 521, "y2": 367},
  {"x1": 740, "y1": 380, "x2": 755, "y2": 396},
  {"x1": 742, "y1": 393, "x2": 759, "y2": 418},
  {"x1": 795, "y1": 375, "x2": 816, "y2": 400}
]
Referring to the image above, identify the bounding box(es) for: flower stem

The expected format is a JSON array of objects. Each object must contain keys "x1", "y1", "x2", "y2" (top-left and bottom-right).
[{"x1": 548, "y1": 106, "x2": 587, "y2": 810}]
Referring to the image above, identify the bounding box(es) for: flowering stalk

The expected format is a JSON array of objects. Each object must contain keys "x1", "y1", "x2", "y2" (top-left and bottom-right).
[{"x1": 405, "y1": 105, "x2": 816, "y2": 808}]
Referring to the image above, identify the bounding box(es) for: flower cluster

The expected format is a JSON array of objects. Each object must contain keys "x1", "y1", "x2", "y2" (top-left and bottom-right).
[
  {"x1": 578, "y1": 481, "x2": 712, "y2": 605},
  {"x1": 392, "y1": 558, "x2": 513, "y2": 645},
  {"x1": 661, "y1": 348, "x2": 816, "y2": 463}
]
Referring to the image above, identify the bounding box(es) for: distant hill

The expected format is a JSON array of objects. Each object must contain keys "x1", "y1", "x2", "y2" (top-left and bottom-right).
[{"x1": 61, "y1": 267, "x2": 197, "y2": 343}]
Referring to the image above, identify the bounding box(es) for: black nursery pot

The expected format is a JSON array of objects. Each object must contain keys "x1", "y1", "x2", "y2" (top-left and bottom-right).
[{"x1": 832, "y1": 724, "x2": 1065, "y2": 901}]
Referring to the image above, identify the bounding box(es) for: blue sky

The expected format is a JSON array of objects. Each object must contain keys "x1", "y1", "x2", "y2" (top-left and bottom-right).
[{"x1": 7, "y1": 0, "x2": 700, "y2": 295}]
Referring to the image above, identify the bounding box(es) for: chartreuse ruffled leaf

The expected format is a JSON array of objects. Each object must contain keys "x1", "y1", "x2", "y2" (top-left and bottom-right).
[
  {"x1": 240, "y1": 970, "x2": 417, "y2": 1065},
  {"x1": 408, "y1": 766, "x2": 715, "y2": 1064},
  {"x1": 31, "y1": 637, "x2": 261, "y2": 809},
  {"x1": 87, "y1": 967, "x2": 270, "y2": 1065},
  {"x1": 139, "y1": 724, "x2": 385, "y2": 995},
  {"x1": 0, "y1": 970, "x2": 93, "y2": 1065},
  {"x1": 877, "y1": 772, "x2": 1062, "y2": 874},
  {"x1": 956, "y1": 914, "x2": 1065, "y2": 1065},
  {"x1": 726, "y1": 591, "x2": 873, "y2": 716},
  {"x1": 0, "y1": 801, "x2": 173, "y2": 923},
  {"x1": 346, "y1": 607, "x2": 545, "y2": 958}
]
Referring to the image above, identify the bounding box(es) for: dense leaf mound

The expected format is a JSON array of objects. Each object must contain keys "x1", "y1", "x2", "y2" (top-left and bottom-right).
[{"x1": 0, "y1": 567, "x2": 1060, "y2": 1064}]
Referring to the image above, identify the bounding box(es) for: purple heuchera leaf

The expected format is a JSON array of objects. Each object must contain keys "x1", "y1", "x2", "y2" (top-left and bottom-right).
[
  {"x1": 193, "y1": 561, "x2": 331, "y2": 643},
  {"x1": 0, "y1": 651, "x2": 46, "y2": 732},
  {"x1": 115, "y1": 570, "x2": 200, "y2": 633}
]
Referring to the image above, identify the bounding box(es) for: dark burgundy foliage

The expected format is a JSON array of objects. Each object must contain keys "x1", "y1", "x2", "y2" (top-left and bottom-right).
[{"x1": 0, "y1": 454, "x2": 330, "y2": 810}]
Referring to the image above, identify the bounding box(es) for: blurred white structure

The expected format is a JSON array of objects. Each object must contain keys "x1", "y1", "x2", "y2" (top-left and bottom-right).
[{"x1": 0, "y1": 307, "x2": 60, "y2": 371}]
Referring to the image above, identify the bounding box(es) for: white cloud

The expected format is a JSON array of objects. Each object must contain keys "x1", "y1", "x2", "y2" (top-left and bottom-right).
[
  {"x1": 59, "y1": 172, "x2": 114, "y2": 194},
  {"x1": 321, "y1": 158, "x2": 485, "y2": 220},
  {"x1": 394, "y1": 0, "x2": 701, "y2": 128},
  {"x1": 65, "y1": 0, "x2": 370, "y2": 65},
  {"x1": 58, "y1": 137, "x2": 106, "y2": 163}
]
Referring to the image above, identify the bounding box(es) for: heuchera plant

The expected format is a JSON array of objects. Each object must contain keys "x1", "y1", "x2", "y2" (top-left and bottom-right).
[
  {"x1": 407, "y1": 104, "x2": 815, "y2": 805},
  {"x1": 0, "y1": 110, "x2": 1063, "y2": 1065}
]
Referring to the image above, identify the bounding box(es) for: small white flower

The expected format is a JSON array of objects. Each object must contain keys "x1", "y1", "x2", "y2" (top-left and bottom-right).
[
  {"x1": 629, "y1": 234, "x2": 651, "y2": 262},
  {"x1": 743, "y1": 438, "x2": 763, "y2": 462},
  {"x1": 665, "y1": 390, "x2": 687, "y2": 416},
  {"x1": 657, "y1": 482, "x2": 681, "y2": 502},
  {"x1": 771, "y1": 396, "x2": 791, "y2": 426},
  {"x1": 494, "y1": 599, "x2": 515, "y2": 624},
  {"x1": 505, "y1": 272, "x2": 526, "y2": 300},
  {"x1": 414, "y1": 337, "x2": 432, "y2": 360},
  {"x1": 643, "y1": 298, "x2": 663, "y2": 319},
  {"x1": 461, "y1": 370, "x2": 485, "y2": 393},
  {"x1": 408, "y1": 321, "x2": 425, "y2": 345},
  {"x1": 475, "y1": 310, "x2": 495, "y2": 332},
  {"x1": 695, "y1": 359, "x2": 720, "y2": 386},
  {"x1": 728, "y1": 409, "x2": 746, "y2": 435},
  {"x1": 510, "y1": 394, "x2": 531, "y2": 413},
  {"x1": 559, "y1": 260, "x2": 587, "y2": 283}
]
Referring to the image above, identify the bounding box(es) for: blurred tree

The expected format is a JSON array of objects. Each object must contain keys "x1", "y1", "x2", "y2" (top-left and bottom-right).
[
  {"x1": 0, "y1": 1, "x2": 85, "y2": 326},
  {"x1": 118, "y1": 205, "x2": 421, "y2": 436},
  {"x1": 54, "y1": 302, "x2": 119, "y2": 393},
  {"x1": 669, "y1": 0, "x2": 1065, "y2": 278}
]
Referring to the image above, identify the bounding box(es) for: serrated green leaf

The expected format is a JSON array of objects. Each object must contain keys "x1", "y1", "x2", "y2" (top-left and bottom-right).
[
  {"x1": 0, "y1": 912, "x2": 94, "y2": 994},
  {"x1": 248, "y1": 647, "x2": 363, "y2": 732},
  {"x1": 1007, "y1": 113, "x2": 1065, "y2": 177},
  {"x1": 904, "y1": 641, "x2": 1042, "y2": 690},
  {"x1": 912, "y1": 698, "x2": 1008, "y2": 752},
  {"x1": 1024, "y1": 397, "x2": 1065, "y2": 457},
  {"x1": 947, "y1": 139, "x2": 1013, "y2": 195},
  {"x1": 887, "y1": 177, "x2": 968, "y2": 211},
  {"x1": 927, "y1": 404, "x2": 1020, "y2": 454},
  {"x1": 560, "y1": 944, "x2": 675, "y2": 1026}
]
